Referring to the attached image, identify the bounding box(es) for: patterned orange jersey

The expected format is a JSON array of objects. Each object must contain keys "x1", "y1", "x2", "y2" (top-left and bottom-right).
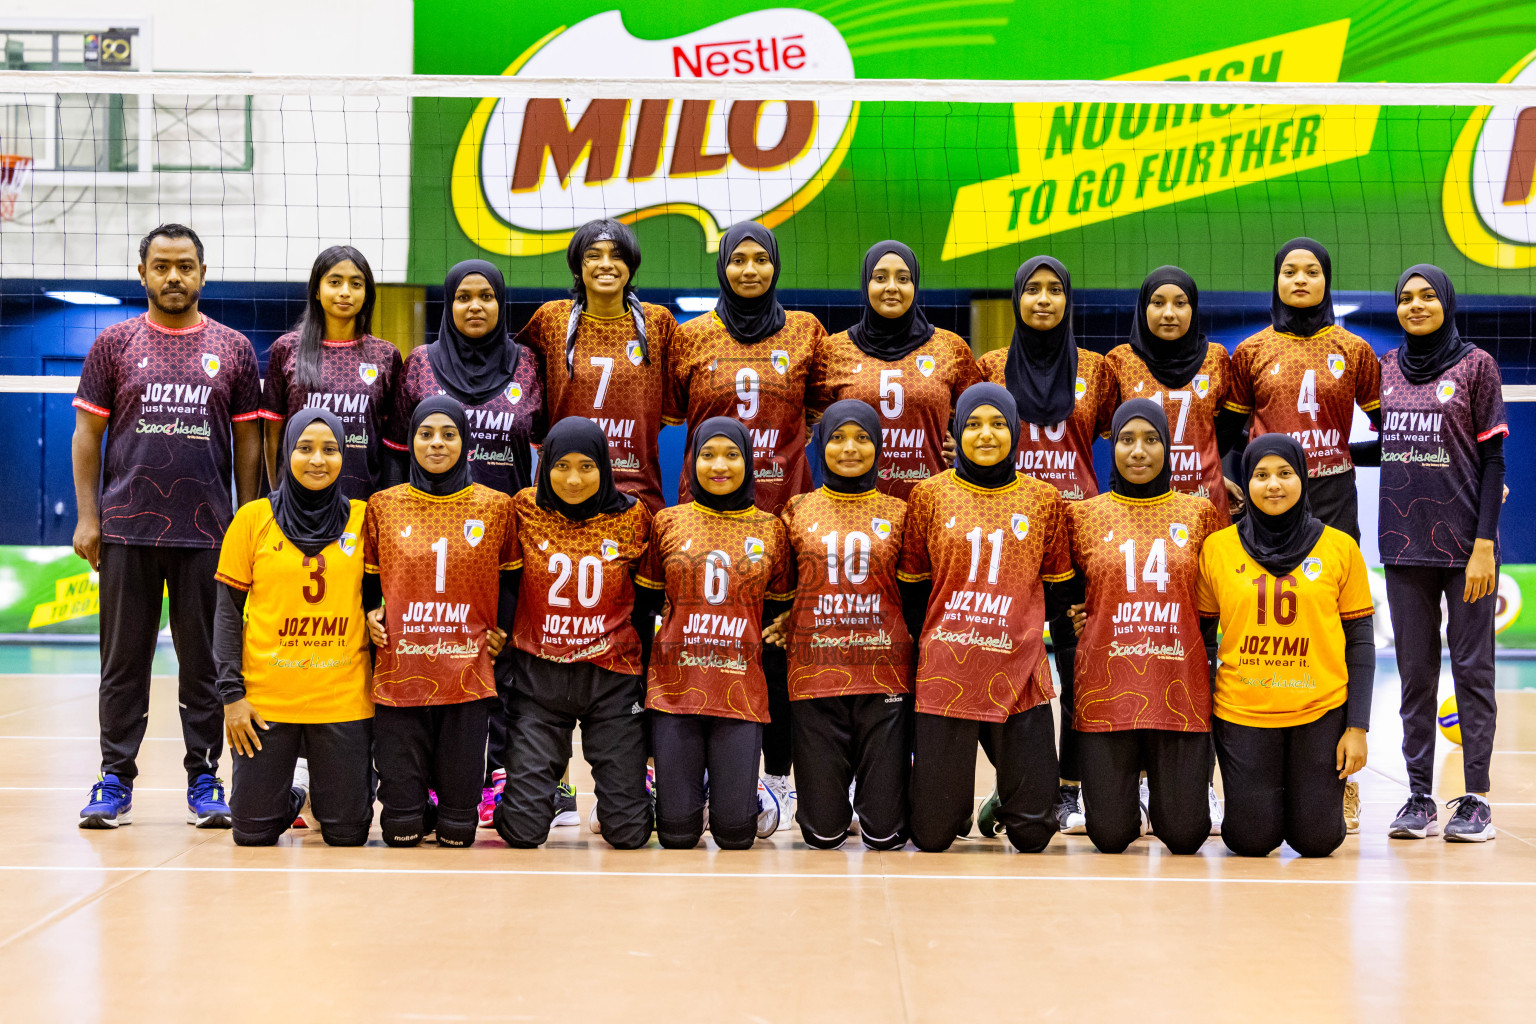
[
  {"x1": 362, "y1": 484, "x2": 517, "y2": 707},
  {"x1": 1067, "y1": 491, "x2": 1219, "y2": 733},
  {"x1": 1224, "y1": 325, "x2": 1381, "y2": 478},
  {"x1": 517, "y1": 300, "x2": 679, "y2": 511},
  {"x1": 1105, "y1": 342, "x2": 1233, "y2": 524},
  {"x1": 508, "y1": 490, "x2": 653, "y2": 675},
  {"x1": 780, "y1": 487, "x2": 913, "y2": 699},
  {"x1": 897, "y1": 470, "x2": 1072, "y2": 722},
  {"x1": 811, "y1": 329, "x2": 981, "y2": 500},
  {"x1": 669, "y1": 311, "x2": 825, "y2": 514},
  {"x1": 638, "y1": 503, "x2": 795, "y2": 722},
  {"x1": 978, "y1": 347, "x2": 1118, "y2": 501}
]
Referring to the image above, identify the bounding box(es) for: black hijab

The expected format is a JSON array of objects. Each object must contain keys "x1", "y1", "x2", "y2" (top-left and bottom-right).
[
  {"x1": 714, "y1": 222, "x2": 786, "y2": 345},
  {"x1": 427, "y1": 259, "x2": 520, "y2": 407},
  {"x1": 952, "y1": 383, "x2": 1019, "y2": 490},
  {"x1": 564, "y1": 219, "x2": 648, "y2": 373},
  {"x1": 268, "y1": 408, "x2": 352, "y2": 557},
  {"x1": 847, "y1": 240, "x2": 934, "y2": 362},
  {"x1": 1109, "y1": 398, "x2": 1173, "y2": 501},
  {"x1": 689, "y1": 417, "x2": 757, "y2": 512},
  {"x1": 408, "y1": 395, "x2": 473, "y2": 497},
  {"x1": 815, "y1": 399, "x2": 883, "y2": 495},
  {"x1": 1271, "y1": 237, "x2": 1335, "y2": 338},
  {"x1": 1005, "y1": 255, "x2": 1078, "y2": 426},
  {"x1": 1236, "y1": 434, "x2": 1326, "y2": 577},
  {"x1": 535, "y1": 415, "x2": 635, "y2": 521},
  {"x1": 1129, "y1": 266, "x2": 1209, "y2": 390},
  {"x1": 1395, "y1": 264, "x2": 1475, "y2": 386}
]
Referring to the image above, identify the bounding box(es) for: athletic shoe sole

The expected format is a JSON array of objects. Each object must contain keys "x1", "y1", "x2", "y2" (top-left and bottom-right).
[
  {"x1": 79, "y1": 811, "x2": 130, "y2": 829},
  {"x1": 1063, "y1": 816, "x2": 1087, "y2": 835},
  {"x1": 551, "y1": 810, "x2": 582, "y2": 828},
  {"x1": 1444, "y1": 825, "x2": 1496, "y2": 843},
  {"x1": 187, "y1": 810, "x2": 232, "y2": 828},
  {"x1": 1388, "y1": 823, "x2": 1438, "y2": 839}
]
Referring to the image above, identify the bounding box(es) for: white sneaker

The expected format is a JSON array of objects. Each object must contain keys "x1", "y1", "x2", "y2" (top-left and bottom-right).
[
  {"x1": 588, "y1": 801, "x2": 602, "y2": 835},
  {"x1": 1139, "y1": 777, "x2": 1151, "y2": 836},
  {"x1": 1207, "y1": 784, "x2": 1223, "y2": 836},
  {"x1": 755, "y1": 779, "x2": 780, "y2": 838},
  {"x1": 847, "y1": 780, "x2": 859, "y2": 834},
  {"x1": 763, "y1": 774, "x2": 795, "y2": 832},
  {"x1": 292, "y1": 757, "x2": 316, "y2": 829}
]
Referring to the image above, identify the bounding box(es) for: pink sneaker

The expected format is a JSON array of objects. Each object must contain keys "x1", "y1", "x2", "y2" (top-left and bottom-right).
[{"x1": 478, "y1": 768, "x2": 507, "y2": 828}]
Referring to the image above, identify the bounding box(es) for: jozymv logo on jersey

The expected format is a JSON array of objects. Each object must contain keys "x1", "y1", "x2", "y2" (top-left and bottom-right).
[
  {"x1": 744, "y1": 536, "x2": 765, "y2": 562},
  {"x1": 1436, "y1": 380, "x2": 1456, "y2": 404},
  {"x1": 1301, "y1": 556, "x2": 1322, "y2": 582},
  {"x1": 1169, "y1": 523, "x2": 1189, "y2": 547},
  {"x1": 1010, "y1": 513, "x2": 1029, "y2": 540},
  {"x1": 1192, "y1": 374, "x2": 1210, "y2": 399},
  {"x1": 359, "y1": 363, "x2": 379, "y2": 386},
  {"x1": 1327, "y1": 353, "x2": 1345, "y2": 380},
  {"x1": 915, "y1": 354, "x2": 936, "y2": 378},
  {"x1": 870, "y1": 518, "x2": 891, "y2": 541},
  {"x1": 626, "y1": 338, "x2": 644, "y2": 366},
  {"x1": 464, "y1": 520, "x2": 486, "y2": 547},
  {"x1": 200, "y1": 353, "x2": 220, "y2": 378},
  {"x1": 770, "y1": 350, "x2": 789, "y2": 375},
  {"x1": 337, "y1": 532, "x2": 358, "y2": 557}
]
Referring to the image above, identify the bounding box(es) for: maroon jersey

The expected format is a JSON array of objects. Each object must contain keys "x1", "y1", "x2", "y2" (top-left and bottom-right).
[
  {"x1": 394, "y1": 345, "x2": 545, "y2": 498},
  {"x1": 1378, "y1": 349, "x2": 1508, "y2": 567},
  {"x1": 259, "y1": 332, "x2": 404, "y2": 498},
  {"x1": 810, "y1": 329, "x2": 981, "y2": 500},
  {"x1": 72, "y1": 314, "x2": 262, "y2": 548},
  {"x1": 516, "y1": 301, "x2": 679, "y2": 512},
  {"x1": 780, "y1": 487, "x2": 913, "y2": 699},
  {"x1": 1105, "y1": 342, "x2": 1232, "y2": 524},
  {"x1": 1225, "y1": 325, "x2": 1380, "y2": 478},
  {"x1": 638, "y1": 503, "x2": 795, "y2": 722},
  {"x1": 508, "y1": 489, "x2": 652, "y2": 675},
  {"x1": 897, "y1": 470, "x2": 1073, "y2": 722},
  {"x1": 978, "y1": 347, "x2": 1118, "y2": 501},
  {"x1": 669, "y1": 311, "x2": 825, "y2": 514},
  {"x1": 1068, "y1": 491, "x2": 1219, "y2": 732},
  {"x1": 362, "y1": 483, "x2": 517, "y2": 707}
]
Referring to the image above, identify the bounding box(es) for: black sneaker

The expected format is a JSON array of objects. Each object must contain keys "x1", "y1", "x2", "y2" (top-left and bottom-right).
[
  {"x1": 551, "y1": 781, "x2": 580, "y2": 827},
  {"x1": 1055, "y1": 784, "x2": 1086, "y2": 834},
  {"x1": 1388, "y1": 793, "x2": 1438, "y2": 839},
  {"x1": 977, "y1": 789, "x2": 1002, "y2": 837},
  {"x1": 1443, "y1": 795, "x2": 1496, "y2": 843}
]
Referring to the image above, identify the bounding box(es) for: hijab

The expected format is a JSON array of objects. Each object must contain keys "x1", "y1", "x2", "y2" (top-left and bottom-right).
[
  {"x1": 563, "y1": 219, "x2": 648, "y2": 374},
  {"x1": 714, "y1": 221, "x2": 786, "y2": 345},
  {"x1": 1005, "y1": 255, "x2": 1078, "y2": 426},
  {"x1": 689, "y1": 417, "x2": 757, "y2": 513},
  {"x1": 1395, "y1": 264, "x2": 1475, "y2": 386},
  {"x1": 1129, "y1": 265, "x2": 1209, "y2": 390},
  {"x1": 815, "y1": 399, "x2": 883, "y2": 495},
  {"x1": 427, "y1": 259, "x2": 520, "y2": 407},
  {"x1": 952, "y1": 382, "x2": 1020, "y2": 490},
  {"x1": 407, "y1": 395, "x2": 473, "y2": 497},
  {"x1": 268, "y1": 408, "x2": 352, "y2": 557},
  {"x1": 1236, "y1": 433, "x2": 1326, "y2": 577},
  {"x1": 535, "y1": 415, "x2": 635, "y2": 521},
  {"x1": 846, "y1": 240, "x2": 935, "y2": 362},
  {"x1": 1108, "y1": 398, "x2": 1173, "y2": 501},
  {"x1": 1271, "y1": 237, "x2": 1335, "y2": 338}
]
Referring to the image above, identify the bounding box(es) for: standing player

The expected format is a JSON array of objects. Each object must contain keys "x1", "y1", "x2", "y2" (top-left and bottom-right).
[
  {"x1": 1197, "y1": 435, "x2": 1374, "y2": 858},
  {"x1": 771, "y1": 399, "x2": 914, "y2": 850},
  {"x1": 640, "y1": 419, "x2": 795, "y2": 850},
  {"x1": 516, "y1": 220, "x2": 679, "y2": 512},
  {"x1": 1357, "y1": 266, "x2": 1505, "y2": 842},
  {"x1": 260, "y1": 246, "x2": 403, "y2": 499},
  {"x1": 363, "y1": 397, "x2": 517, "y2": 848},
  {"x1": 898, "y1": 383, "x2": 1076, "y2": 853},
  {"x1": 1106, "y1": 266, "x2": 1243, "y2": 525},
  {"x1": 978, "y1": 255, "x2": 1117, "y2": 834},
  {"x1": 493, "y1": 417, "x2": 654, "y2": 851},
  {"x1": 811, "y1": 240, "x2": 980, "y2": 499},
  {"x1": 215, "y1": 409, "x2": 373, "y2": 846},
  {"x1": 669, "y1": 221, "x2": 824, "y2": 824},
  {"x1": 1067, "y1": 399, "x2": 1219, "y2": 854},
  {"x1": 75, "y1": 224, "x2": 263, "y2": 829}
]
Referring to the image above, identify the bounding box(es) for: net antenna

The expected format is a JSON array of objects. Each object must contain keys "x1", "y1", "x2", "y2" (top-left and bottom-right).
[{"x1": 0, "y1": 152, "x2": 31, "y2": 221}]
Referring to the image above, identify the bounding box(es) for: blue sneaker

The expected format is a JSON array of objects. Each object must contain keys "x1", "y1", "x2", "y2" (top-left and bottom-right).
[
  {"x1": 79, "y1": 774, "x2": 133, "y2": 829},
  {"x1": 186, "y1": 774, "x2": 232, "y2": 828}
]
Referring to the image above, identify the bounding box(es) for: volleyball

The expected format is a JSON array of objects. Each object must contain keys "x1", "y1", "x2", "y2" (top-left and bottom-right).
[{"x1": 1437, "y1": 695, "x2": 1462, "y2": 745}]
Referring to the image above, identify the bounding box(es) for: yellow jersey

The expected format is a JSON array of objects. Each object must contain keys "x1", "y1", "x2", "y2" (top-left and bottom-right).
[
  {"x1": 215, "y1": 498, "x2": 373, "y2": 723},
  {"x1": 1195, "y1": 525, "x2": 1372, "y2": 728}
]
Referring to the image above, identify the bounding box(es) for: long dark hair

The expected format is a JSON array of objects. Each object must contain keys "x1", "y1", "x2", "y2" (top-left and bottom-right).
[{"x1": 295, "y1": 246, "x2": 376, "y2": 391}]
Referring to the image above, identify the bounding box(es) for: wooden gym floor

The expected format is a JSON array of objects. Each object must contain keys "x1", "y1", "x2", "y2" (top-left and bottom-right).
[{"x1": 0, "y1": 647, "x2": 1534, "y2": 1023}]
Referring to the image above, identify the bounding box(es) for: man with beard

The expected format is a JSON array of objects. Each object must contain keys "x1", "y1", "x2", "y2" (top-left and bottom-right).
[{"x1": 73, "y1": 224, "x2": 263, "y2": 829}]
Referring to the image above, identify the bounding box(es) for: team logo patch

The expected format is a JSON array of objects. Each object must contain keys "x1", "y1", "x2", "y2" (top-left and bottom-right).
[
  {"x1": 1327, "y1": 353, "x2": 1345, "y2": 380},
  {"x1": 770, "y1": 350, "x2": 789, "y2": 376},
  {"x1": 1436, "y1": 380, "x2": 1456, "y2": 404},
  {"x1": 200, "y1": 353, "x2": 221, "y2": 378},
  {"x1": 915, "y1": 354, "x2": 936, "y2": 377},
  {"x1": 464, "y1": 520, "x2": 485, "y2": 547},
  {"x1": 1010, "y1": 512, "x2": 1029, "y2": 541},
  {"x1": 359, "y1": 363, "x2": 379, "y2": 386},
  {"x1": 871, "y1": 518, "x2": 892, "y2": 541},
  {"x1": 744, "y1": 536, "x2": 766, "y2": 562},
  {"x1": 505, "y1": 382, "x2": 524, "y2": 404},
  {"x1": 601, "y1": 538, "x2": 620, "y2": 561},
  {"x1": 1169, "y1": 523, "x2": 1189, "y2": 548},
  {"x1": 626, "y1": 338, "x2": 644, "y2": 366},
  {"x1": 337, "y1": 532, "x2": 357, "y2": 557},
  {"x1": 1074, "y1": 376, "x2": 1087, "y2": 401},
  {"x1": 1301, "y1": 556, "x2": 1322, "y2": 582},
  {"x1": 1192, "y1": 374, "x2": 1210, "y2": 399}
]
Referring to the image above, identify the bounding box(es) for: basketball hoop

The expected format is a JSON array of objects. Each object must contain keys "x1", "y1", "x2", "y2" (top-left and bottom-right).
[{"x1": 0, "y1": 155, "x2": 34, "y2": 222}]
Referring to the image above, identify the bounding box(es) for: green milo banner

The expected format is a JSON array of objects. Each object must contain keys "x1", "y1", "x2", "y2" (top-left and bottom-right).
[{"x1": 410, "y1": 1, "x2": 1536, "y2": 293}]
